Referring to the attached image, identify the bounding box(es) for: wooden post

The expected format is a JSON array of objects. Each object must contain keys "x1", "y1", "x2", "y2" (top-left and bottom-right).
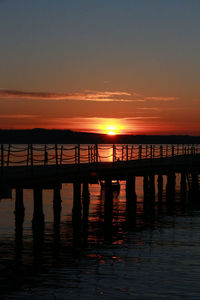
[
  {"x1": 27, "y1": 144, "x2": 30, "y2": 166},
  {"x1": 7, "y1": 144, "x2": 11, "y2": 167},
  {"x1": 146, "y1": 145, "x2": 148, "y2": 158},
  {"x1": 1, "y1": 144, "x2": 4, "y2": 169},
  {"x1": 139, "y1": 145, "x2": 142, "y2": 160},
  {"x1": 126, "y1": 145, "x2": 129, "y2": 161},
  {"x1": 95, "y1": 144, "x2": 98, "y2": 163},
  {"x1": 150, "y1": 145, "x2": 153, "y2": 159},
  {"x1": 32, "y1": 186, "x2": 44, "y2": 227},
  {"x1": 180, "y1": 173, "x2": 186, "y2": 203},
  {"x1": 78, "y1": 144, "x2": 80, "y2": 164},
  {"x1": 30, "y1": 144, "x2": 33, "y2": 167},
  {"x1": 157, "y1": 174, "x2": 163, "y2": 204},
  {"x1": 122, "y1": 146, "x2": 124, "y2": 161},
  {"x1": 166, "y1": 145, "x2": 168, "y2": 157},
  {"x1": 113, "y1": 144, "x2": 115, "y2": 162},
  {"x1": 104, "y1": 178, "x2": 113, "y2": 240},
  {"x1": 53, "y1": 186, "x2": 62, "y2": 235},
  {"x1": 75, "y1": 145, "x2": 77, "y2": 164},
  {"x1": 88, "y1": 146, "x2": 90, "y2": 164},
  {"x1": 172, "y1": 145, "x2": 174, "y2": 157},
  {"x1": 177, "y1": 144, "x2": 179, "y2": 155},
  {"x1": 44, "y1": 144, "x2": 48, "y2": 165},
  {"x1": 15, "y1": 187, "x2": 25, "y2": 217},
  {"x1": 153, "y1": 145, "x2": 155, "y2": 158},
  {"x1": 55, "y1": 144, "x2": 58, "y2": 166},
  {"x1": 60, "y1": 145, "x2": 63, "y2": 165},
  {"x1": 160, "y1": 145, "x2": 163, "y2": 158},
  {"x1": 131, "y1": 146, "x2": 133, "y2": 160}
]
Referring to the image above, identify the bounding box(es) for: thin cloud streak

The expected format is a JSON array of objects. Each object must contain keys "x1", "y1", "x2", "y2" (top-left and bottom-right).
[
  {"x1": 0, "y1": 89, "x2": 132, "y2": 102},
  {"x1": 0, "y1": 89, "x2": 178, "y2": 103}
]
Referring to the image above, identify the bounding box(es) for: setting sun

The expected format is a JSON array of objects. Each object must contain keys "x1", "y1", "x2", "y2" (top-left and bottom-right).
[{"x1": 107, "y1": 130, "x2": 116, "y2": 136}]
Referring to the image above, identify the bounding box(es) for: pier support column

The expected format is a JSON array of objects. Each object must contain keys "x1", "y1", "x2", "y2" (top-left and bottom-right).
[
  {"x1": 53, "y1": 186, "x2": 62, "y2": 242},
  {"x1": 126, "y1": 177, "x2": 137, "y2": 226},
  {"x1": 104, "y1": 179, "x2": 113, "y2": 241},
  {"x1": 82, "y1": 182, "x2": 90, "y2": 247},
  {"x1": 157, "y1": 174, "x2": 163, "y2": 204},
  {"x1": 72, "y1": 182, "x2": 82, "y2": 249},
  {"x1": 180, "y1": 173, "x2": 187, "y2": 203},
  {"x1": 149, "y1": 174, "x2": 155, "y2": 205},
  {"x1": 32, "y1": 187, "x2": 44, "y2": 228},
  {"x1": 15, "y1": 187, "x2": 24, "y2": 261},
  {"x1": 143, "y1": 175, "x2": 149, "y2": 203},
  {"x1": 143, "y1": 175, "x2": 155, "y2": 216},
  {"x1": 190, "y1": 172, "x2": 199, "y2": 204},
  {"x1": 32, "y1": 187, "x2": 44, "y2": 262},
  {"x1": 166, "y1": 172, "x2": 176, "y2": 208}
]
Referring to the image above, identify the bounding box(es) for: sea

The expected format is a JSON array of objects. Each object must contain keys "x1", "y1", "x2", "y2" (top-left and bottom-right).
[{"x1": 0, "y1": 144, "x2": 200, "y2": 299}]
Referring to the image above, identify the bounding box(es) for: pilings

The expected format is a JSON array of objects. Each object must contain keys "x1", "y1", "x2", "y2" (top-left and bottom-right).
[
  {"x1": 126, "y1": 177, "x2": 137, "y2": 226},
  {"x1": 143, "y1": 174, "x2": 155, "y2": 215},
  {"x1": 14, "y1": 187, "x2": 25, "y2": 261},
  {"x1": 53, "y1": 186, "x2": 62, "y2": 244},
  {"x1": 157, "y1": 174, "x2": 163, "y2": 204},
  {"x1": 104, "y1": 179, "x2": 113, "y2": 240},
  {"x1": 166, "y1": 172, "x2": 176, "y2": 208},
  {"x1": 32, "y1": 187, "x2": 44, "y2": 228}
]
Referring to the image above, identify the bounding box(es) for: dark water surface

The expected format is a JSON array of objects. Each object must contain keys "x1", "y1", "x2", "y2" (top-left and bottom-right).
[{"x1": 0, "y1": 177, "x2": 200, "y2": 299}]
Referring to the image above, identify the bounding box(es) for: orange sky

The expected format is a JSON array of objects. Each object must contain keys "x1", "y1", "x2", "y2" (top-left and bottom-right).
[{"x1": 0, "y1": 1, "x2": 200, "y2": 135}]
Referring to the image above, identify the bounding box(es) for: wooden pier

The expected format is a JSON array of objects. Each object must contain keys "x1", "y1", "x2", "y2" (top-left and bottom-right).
[{"x1": 0, "y1": 143, "x2": 200, "y2": 244}]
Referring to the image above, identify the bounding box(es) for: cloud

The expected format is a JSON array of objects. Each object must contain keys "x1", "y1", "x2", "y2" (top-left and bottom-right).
[
  {"x1": 0, "y1": 89, "x2": 178, "y2": 103},
  {"x1": 0, "y1": 89, "x2": 133, "y2": 102},
  {"x1": 0, "y1": 114, "x2": 38, "y2": 119},
  {"x1": 145, "y1": 96, "x2": 178, "y2": 101}
]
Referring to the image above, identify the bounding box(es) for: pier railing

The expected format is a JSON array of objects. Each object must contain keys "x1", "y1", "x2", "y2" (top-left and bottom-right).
[{"x1": 1, "y1": 144, "x2": 200, "y2": 168}]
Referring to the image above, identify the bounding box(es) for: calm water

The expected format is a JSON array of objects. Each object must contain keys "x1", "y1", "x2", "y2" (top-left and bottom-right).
[{"x1": 0, "y1": 146, "x2": 200, "y2": 299}]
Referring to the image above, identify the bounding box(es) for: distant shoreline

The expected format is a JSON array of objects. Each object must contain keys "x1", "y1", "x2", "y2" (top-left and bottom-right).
[{"x1": 0, "y1": 129, "x2": 200, "y2": 144}]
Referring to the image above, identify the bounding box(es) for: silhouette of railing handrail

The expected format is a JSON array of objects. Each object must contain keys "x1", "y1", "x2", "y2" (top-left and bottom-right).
[{"x1": 1, "y1": 144, "x2": 200, "y2": 169}]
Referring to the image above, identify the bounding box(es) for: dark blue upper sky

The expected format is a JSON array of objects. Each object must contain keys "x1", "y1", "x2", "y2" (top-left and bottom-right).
[{"x1": 0, "y1": 0, "x2": 200, "y2": 134}]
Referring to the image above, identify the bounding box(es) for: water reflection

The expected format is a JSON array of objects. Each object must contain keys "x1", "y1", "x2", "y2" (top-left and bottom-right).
[{"x1": 0, "y1": 176, "x2": 200, "y2": 299}]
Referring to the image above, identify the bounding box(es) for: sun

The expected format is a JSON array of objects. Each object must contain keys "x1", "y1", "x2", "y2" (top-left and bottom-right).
[
  {"x1": 106, "y1": 125, "x2": 117, "y2": 136},
  {"x1": 107, "y1": 130, "x2": 116, "y2": 136}
]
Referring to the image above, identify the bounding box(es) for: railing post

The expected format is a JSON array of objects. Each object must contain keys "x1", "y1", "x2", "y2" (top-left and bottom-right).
[
  {"x1": 153, "y1": 145, "x2": 155, "y2": 158},
  {"x1": 166, "y1": 145, "x2": 168, "y2": 157},
  {"x1": 122, "y1": 146, "x2": 124, "y2": 161},
  {"x1": 146, "y1": 145, "x2": 148, "y2": 158},
  {"x1": 160, "y1": 145, "x2": 163, "y2": 158},
  {"x1": 44, "y1": 144, "x2": 48, "y2": 165},
  {"x1": 75, "y1": 145, "x2": 77, "y2": 164},
  {"x1": 60, "y1": 145, "x2": 63, "y2": 165},
  {"x1": 172, "y1": 145, "x2": 174, "y2": 157},
  {"x1": 95, "y1": 144, "x2": 98, "y2": 163},
  {"x1": 30, "y1": 144, "x2": 33, "y2": 167},
  {"x1": 88, "y1": 146, "x2": 90, "y2": 164},
  {"x1": 126, "y1": 145, "x2": 129, "y2": 161},
  {"x1": 113, "y1": 144, "x2": 115, "y2": 163},
  {"x1": 7, "y1": 144, "x2": 11, "y2": 167},
  {"x1": 55, "y1": 144, "x2": 58, "y2": 166},
  {"x1": 27, "y1": 144, "x2": 30, "y2": 166},
  {"x1": 131, "y1": 146, "x2": 133, "y2": 160},
  {"x1": 78, "y1": 144, "x2": 80, "y2": 165},
  {"x1": 1, "y1": 144, "x2": 4, "y2": 169},
  {"x1": 150, "y1": 145, "x2": 153, "y2": 159},
  {"x1": 139, "y1": 145, "x2": 142, "y2": 160},
  {"x1": 177, "y1": 144, "x2": 179, "y2": 155}
]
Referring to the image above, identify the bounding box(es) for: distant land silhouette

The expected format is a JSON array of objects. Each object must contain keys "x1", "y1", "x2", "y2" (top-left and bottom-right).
[{"x1": 0, "y1": 129, "x2": 200, "y2": 144}]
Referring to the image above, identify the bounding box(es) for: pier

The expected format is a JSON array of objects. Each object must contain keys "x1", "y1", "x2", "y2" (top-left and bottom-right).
[{"x1": 0, "y1": 144, "x2": 200, "y2": 243}]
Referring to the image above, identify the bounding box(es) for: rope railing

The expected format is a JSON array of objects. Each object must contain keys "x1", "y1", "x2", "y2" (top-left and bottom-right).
[{"x1": 1, "y1": 144, "x2": 200, "y2": 168}]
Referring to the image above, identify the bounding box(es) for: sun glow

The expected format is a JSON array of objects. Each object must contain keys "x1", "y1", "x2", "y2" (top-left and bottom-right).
[{"x1": 107, "y1": 130, "x2": 116, "y2": 135}]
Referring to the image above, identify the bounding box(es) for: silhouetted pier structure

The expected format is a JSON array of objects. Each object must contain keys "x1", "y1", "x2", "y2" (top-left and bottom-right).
[{"x1": 0, "y1": 143, "x2": 200, "y2": 244}]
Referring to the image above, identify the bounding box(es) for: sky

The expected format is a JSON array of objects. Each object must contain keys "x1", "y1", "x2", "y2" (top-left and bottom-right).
[{"x1": 0, "y1": 0, "x2": 200, "y2": 135}]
